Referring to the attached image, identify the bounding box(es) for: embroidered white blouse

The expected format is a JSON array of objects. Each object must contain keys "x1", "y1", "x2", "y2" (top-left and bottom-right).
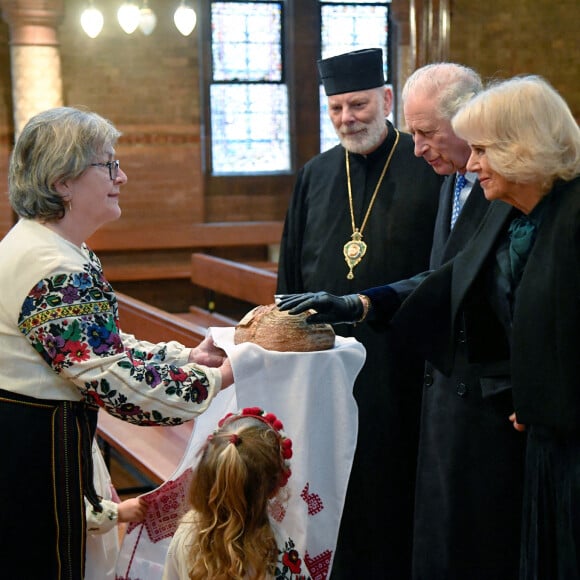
[{"x1": 0, "y1": 219, "x2": 220, "y2": 424}]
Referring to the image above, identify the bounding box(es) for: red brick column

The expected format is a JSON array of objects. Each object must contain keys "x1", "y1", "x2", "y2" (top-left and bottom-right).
[{"x1": 0, "y1": 0, "x2": 64, "y2": 137}]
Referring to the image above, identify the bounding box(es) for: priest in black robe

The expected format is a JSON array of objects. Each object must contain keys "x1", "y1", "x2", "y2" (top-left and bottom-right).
[{"x1": 276, "y1": 48, "x2": 442, "y2": 579}]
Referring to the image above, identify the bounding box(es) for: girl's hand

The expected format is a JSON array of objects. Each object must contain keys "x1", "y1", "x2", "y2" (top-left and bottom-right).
[{"x1": 117, "y1": 496, "x2": 148, "y2": 523}]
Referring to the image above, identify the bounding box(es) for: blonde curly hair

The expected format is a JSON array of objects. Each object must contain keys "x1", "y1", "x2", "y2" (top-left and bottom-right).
[
  {"x1": 452, "y1": 75, "x2": 580, "y2": 190},
  {"x1": 185, "y1": 413, "x2": 290, "y2": 579}
]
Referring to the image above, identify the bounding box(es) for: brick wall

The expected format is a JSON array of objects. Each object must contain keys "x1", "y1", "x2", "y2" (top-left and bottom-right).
[
  {"x1": 59, "y1": 1, "x2": 201, "y2": 126},
  {"x1": 60, "y1": 0, "x2": 205, "y2": 238},
  {"x1": 450, "y1": 0, "x2": 580, "y2": 121}
]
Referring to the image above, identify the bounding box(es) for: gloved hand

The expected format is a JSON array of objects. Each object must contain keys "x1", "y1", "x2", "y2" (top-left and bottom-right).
[{"x1": 276, "y1": 292, "x2": 365, "y2": 325}]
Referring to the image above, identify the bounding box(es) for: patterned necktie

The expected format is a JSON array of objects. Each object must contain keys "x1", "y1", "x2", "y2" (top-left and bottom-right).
[{"x1": 450, "y1": 173, "x2": 467, "y2": 229}]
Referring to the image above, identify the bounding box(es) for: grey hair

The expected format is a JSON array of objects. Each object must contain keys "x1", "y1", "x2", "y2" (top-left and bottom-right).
[
  {"x1": 452, "y1": 75, "x2": 580, "y2": 187},
  {"x1": 402, "y1": 62, "x2": 483, "y2": 119},
  {"x1": 9, "y1": 106, "x2": 121, "y2": 221}
]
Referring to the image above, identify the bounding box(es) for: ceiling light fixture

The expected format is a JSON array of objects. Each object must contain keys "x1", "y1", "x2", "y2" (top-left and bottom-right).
[
  {"x1": 80, "y1": 1, "x2": 104, "y2": 39},
  {"x1": 81, "y1": 2, "x2": 195, "y2": 38},
  {"x1": 174, "y1": 1, "x2": 197, "y2": 37},
  {"x1": 139, "y1": 1, "x2": 157, "y2": 36},
  {"x1": 118, "y1": 1, "x2": 141, "y2": 34}
]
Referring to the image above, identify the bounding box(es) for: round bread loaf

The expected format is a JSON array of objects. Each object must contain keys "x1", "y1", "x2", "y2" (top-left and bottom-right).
[{"x1": 234, "y1": 303, "x2": 335, "y2": 352}]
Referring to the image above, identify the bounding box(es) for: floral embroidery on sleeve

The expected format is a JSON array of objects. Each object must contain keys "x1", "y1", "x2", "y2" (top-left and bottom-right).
[
  {"x1": 18, "y1": 263, "x2": 214, "y2": 425},
  {"x1": 19, "y1": 270, "x2": 119, "y2": 371}
]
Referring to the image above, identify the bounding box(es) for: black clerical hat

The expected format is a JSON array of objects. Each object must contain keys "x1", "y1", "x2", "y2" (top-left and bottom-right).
[{"x1": 317, "y1": 48, "x2": 385, "y2": 96}]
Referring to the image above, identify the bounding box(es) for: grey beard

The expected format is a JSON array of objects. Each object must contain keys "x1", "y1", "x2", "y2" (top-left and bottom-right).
[{"x1": 337, "y1": 117, "x2": 387, "y2": 155}]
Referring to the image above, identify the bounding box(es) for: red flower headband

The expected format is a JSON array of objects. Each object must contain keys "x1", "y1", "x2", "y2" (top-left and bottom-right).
[{"x1": 216, "y1": 407, "x2": 293, "y2": 487}]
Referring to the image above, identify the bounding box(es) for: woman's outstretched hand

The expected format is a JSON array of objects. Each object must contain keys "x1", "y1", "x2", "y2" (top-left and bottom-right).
[
  {"x1": 188, "y1": 334, "x2": 227, "y2": 367},
  {"x1": 188, "y1": 335, "x2": 234, "y2": 390},
  {"x1": 276, "y1": 292, "x2": 364, "y2": 324}
]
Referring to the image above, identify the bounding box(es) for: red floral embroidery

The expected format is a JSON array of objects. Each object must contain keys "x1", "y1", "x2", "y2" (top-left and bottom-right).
[{"x1": 282, "y1": 549, "x2": 302, "y2": 574}]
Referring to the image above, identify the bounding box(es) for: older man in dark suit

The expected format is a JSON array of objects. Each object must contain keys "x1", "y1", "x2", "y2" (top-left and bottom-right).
[{"x1": 395, "y1": 63, "x2": 526, "y2": 580}]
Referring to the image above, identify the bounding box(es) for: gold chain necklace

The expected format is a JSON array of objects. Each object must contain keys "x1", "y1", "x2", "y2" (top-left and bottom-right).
[{"x1": 343, "y1": 128, "x2": 400, "y2": 279}]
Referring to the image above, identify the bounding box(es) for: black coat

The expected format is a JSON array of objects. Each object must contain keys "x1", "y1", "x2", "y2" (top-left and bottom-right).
[
  {"x1": 385, "y1": 176, "x2": 580, "y2": 578},
  {"x1": 391, "y1": 180, "x2": 525, "y2": 580},
  {"x1": 392, "y1": 177, "x2": 580, "y2": 431},
  {"x1": 509, "y1": 177, "x2": 580, "y2": 432},
  {"x1": 387, "y1": 174, "x2": 492, "y2": 297},
  {"x1": 277, "y1": 123, "x2": 443, "y2": 579}
]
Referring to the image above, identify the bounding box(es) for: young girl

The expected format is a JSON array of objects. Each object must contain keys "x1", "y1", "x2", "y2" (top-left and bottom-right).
[{"x1": 163, "y1": 407, "x2": 310, "y2": 580}]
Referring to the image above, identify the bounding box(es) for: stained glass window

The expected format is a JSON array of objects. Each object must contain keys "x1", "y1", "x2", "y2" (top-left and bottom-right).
[
  {"x1": 212, "y1": 2, "x2": 283, "y2": 82},
  {"x1": 319, "y1": 1, "x2": 391, "y2": 152},
  {"x1": 210, "y1": 1, "x2": 290, "y2": 174},
  {"x1": 211, "y1": 84, "x2": 290, "y2": 173}
]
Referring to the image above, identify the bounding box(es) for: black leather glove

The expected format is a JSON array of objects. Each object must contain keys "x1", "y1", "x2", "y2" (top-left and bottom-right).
[{"x1": 276, "y1": 292, "x2": 365, "y2": 325}]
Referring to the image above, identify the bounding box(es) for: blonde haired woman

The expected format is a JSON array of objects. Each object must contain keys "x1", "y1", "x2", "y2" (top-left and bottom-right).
[{"x1": 451, "y1": 75, "x2": 580, "y2": 580}]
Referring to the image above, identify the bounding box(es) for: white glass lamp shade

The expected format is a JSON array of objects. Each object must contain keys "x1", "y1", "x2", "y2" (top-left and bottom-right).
[
  {"x1": 139, "y1": 7, "x2": 157, "y2": 35},
  {"x1": 118, "y1": 2, "x2": 140, "y2": 34},
  {"x1": 174, "y1": 5, "x2": 197, "y2": 36},
  {"x1": 80, "y1": 7, "x2": 104, "y2": 39}
]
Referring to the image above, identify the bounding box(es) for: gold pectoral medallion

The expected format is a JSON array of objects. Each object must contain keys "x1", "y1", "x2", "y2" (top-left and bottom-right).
[
  {"x1": 343, "y1": 230, "x2": 367, "y2": 279},
  {"x1": 343, "y1": 129, "x2": 400, "y2": 281}
]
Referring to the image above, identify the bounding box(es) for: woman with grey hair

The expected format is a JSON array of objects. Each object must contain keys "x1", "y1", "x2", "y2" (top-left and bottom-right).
[{"x1": 0, "y1": 107, "x2": 233, "y2": 578}]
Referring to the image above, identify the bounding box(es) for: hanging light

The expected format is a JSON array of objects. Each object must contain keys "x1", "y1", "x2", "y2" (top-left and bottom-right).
[
  {"x1": 118, "y1": 1, "x2": 140, "y2": 34},
  {"x1": 139, "y1": 1, "x2": 157, "y2": 36},
  {"x1": 80, "y1": 2, "x2": 104, "y2": 39},
  {"x1": 174, "y1": 1, "x2": 197, "y2": 37}
]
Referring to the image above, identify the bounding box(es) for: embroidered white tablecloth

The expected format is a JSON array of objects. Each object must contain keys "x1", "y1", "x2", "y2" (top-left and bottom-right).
[{"x1": 115, "y1": 328, "x2": 365, "y2": 579}]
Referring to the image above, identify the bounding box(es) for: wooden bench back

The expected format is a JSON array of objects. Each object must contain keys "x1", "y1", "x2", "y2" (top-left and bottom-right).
[
  {"x1": 116, "y1": 291, "x2": 207, "y2": 345},
  {"x1": 190, "y1": 253, "x2": 278, "y2": 306},
  {"x1": 89, "y1": 220, "x2": 284, "y2": 251},
  {"x1": 93, "y1": 220, "x2": 284, "y2": 283}
]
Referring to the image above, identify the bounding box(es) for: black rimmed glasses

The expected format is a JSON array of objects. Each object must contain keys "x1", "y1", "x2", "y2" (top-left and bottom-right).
[{"x1": 89, "y1": 160, "x2": 120, "y2": 180}]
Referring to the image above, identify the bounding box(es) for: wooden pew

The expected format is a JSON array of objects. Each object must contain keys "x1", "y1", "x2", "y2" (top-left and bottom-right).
[
  {"x1": 190, "y1": 252, "x2": 278, "y2": 306},
  {"x1": 114, "y1": 291, "x2": 208, "y2": 344},
  {"x1": 91, "y1": 221, "x2": 283, "y2": 282},
  {"x1": 97, "y1": 292, "x2": 214, "y2": 487},
  {"x1": 178, "y1": 306, "x2": 239, "y2": 327},
  {"x1": 98, "y1": 411, "x2": 192, "y2": 486},
  {"x1": 89, "y1": 220, "x2": 284, "y2": 252}
]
